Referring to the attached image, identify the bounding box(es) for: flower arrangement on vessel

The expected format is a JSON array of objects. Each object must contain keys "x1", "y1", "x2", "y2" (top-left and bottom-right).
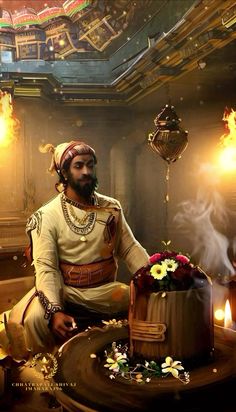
[{"x1": 133, "y1": 250, "x2": 207, "y2": 292}]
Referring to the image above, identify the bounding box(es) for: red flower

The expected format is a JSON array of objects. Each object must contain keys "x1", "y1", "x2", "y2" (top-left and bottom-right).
[
  {"x1": 175, "y1": 254, "x2": 190, "y2": 264},
  {"x1": 149, "y1": 253, "x2": 162, "y2": 264},
  {"x1": 171, "y1": 265, "x2": 191, "y2": 282}
]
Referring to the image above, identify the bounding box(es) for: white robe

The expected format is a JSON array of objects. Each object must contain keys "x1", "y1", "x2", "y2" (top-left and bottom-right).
[{"x1": 8, "y1": 192, "x2": 149, "y2": 353}]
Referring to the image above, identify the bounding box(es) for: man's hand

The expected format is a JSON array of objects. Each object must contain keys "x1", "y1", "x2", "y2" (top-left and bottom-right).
[{"x1": 50, "y1": 312, "x2": 77, "y2": 341}]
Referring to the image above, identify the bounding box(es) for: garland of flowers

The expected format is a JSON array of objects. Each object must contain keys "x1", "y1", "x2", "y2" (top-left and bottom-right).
[
  {"x1": 89, "y1": 320, "x2": 190, "y2": 386},
  {"x1": 102, "y1": 341, "x2": 190, "y2": 384}
]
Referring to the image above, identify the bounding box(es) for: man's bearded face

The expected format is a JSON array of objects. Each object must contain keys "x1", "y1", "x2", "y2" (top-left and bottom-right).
[{"x1": 66, "y1": 154, "x2": 98, "y2": 199}]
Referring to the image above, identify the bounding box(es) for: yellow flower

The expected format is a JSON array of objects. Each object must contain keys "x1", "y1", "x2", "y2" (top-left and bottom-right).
[
  {"x1": 104, "y1": 353, "x2": 127, "y2": 372},
  {"x1": 163, "y1": 259, "x2": 178, "y2": 272},
  {"x1": 161, "y1": 356, "x2": 184, "y2": 378},
  {"x1": 150, "y1": 263, "x2": 167, "y2": 280}
]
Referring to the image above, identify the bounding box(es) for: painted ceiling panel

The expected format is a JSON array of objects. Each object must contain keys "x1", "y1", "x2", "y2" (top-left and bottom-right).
[
  {"x1": 0, "y1": 1, "x2": 66, "y2": 12},
  {"x1": 0, "y1": 0, "x2": 161, "y2": 58},
  {"x1": 0, "y1": 0, "x2": 235, "y2": 106}
]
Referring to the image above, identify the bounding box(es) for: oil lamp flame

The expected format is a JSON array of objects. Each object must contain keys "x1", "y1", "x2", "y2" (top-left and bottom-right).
[
  {"x1": 219, "y1": 108, "x2": 236, "y2": 172},
  {"x1": 224, "y1": 299, "x2": 233, "y2": 329},
  {"x1": 0, "y1": 91, "x2": 20, "y2": 147}
]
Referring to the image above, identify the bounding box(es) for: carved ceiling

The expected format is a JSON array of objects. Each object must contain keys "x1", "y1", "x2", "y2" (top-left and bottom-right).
[
  {"x1": 0, "y1": 0, "x2": 235, "y2": 106},
  {"x1": 0, "y1": 0, "x2": 159, "y2": 58}
]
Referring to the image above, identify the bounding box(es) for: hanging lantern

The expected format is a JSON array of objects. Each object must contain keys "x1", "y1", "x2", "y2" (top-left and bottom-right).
[{"x1": 148, "y1": 104, "x2": 188, "y2": 163}]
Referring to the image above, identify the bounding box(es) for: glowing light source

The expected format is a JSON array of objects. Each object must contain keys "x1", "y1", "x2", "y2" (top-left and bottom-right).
[
  {"x1": 214, "y1": 308, "x2": 225, "y2": 321},
  {"x1": 219, "y1": 108, "x2": 236, "y2": 172},
  {"x1": 0, "y1": 91, "x2": 20, "y2": 147},
  {"x1": 59, "y1": 39, "x2": 65, "y2": 47},
  {"x1": 224, "y1": 299, "x2": 233, "y2": 329},
  {"x1": 219, "y1": 146, "x2": 236, "y2": 171}
]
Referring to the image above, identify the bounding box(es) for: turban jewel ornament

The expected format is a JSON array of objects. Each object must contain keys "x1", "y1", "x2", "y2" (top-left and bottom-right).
[{"x1": 147, "y1": 105, "x2": 189, "y2": 246}]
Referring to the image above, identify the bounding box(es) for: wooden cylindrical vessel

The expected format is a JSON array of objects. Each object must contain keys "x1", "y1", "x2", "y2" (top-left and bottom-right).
[{"x1": 129, "y1": 280, "x2": 214, "y2": 362}]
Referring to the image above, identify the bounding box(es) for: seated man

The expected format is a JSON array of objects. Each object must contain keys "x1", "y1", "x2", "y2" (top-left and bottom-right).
[{"x1": 9, "y1": 140, "x2": 149, "y2": 353}]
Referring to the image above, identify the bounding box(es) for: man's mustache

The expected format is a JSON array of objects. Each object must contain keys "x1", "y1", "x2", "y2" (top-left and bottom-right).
[{"x1": 78, "y1": 176, "x2": 94, "y2": 182}]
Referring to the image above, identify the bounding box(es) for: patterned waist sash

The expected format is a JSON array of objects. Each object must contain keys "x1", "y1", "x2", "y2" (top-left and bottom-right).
[{"x1": 59, "y1": 256, "x2": 117, "y2": 288}]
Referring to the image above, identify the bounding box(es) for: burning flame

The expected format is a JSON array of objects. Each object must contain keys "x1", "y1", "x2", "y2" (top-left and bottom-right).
[
  {"x1": 0, "y1": 91, "x2": 20, "y2": 147},
  {"x1": 224, "y1": 299, "x2": 233, "y2": 329},
  {"x1": 219, "y1": 108, "x2": 236, "y2": 172}
]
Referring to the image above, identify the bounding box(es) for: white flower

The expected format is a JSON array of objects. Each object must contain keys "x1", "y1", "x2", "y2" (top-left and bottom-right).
[
  {"x1": 163, "y1": 259, "x2": 178, "y2": 272},
  {"x1": 161, "y1": 356, "x2": 184, "y2": 379}
]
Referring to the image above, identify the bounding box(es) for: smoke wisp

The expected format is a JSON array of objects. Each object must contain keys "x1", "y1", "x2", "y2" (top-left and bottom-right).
[{"x1": 174, "y1": 163, "x2": 236, "y2": 279}]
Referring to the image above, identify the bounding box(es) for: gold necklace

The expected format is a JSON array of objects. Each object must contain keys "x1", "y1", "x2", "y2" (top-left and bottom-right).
[
  {"x1": 68, "y1": 204, "x2": 89, "y2": 225},
  {"x1": 63, "y1": 192, "x2": 98, "y2": 208},
  {"x1": 61, "y1": 193, "x2": 97, "y2": 240}
]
